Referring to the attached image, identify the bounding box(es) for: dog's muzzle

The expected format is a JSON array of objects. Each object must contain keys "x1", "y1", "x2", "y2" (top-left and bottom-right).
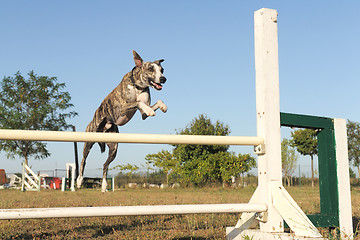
[{"x1": 148, "y1": 77, "x2": 166, "y2": 90}]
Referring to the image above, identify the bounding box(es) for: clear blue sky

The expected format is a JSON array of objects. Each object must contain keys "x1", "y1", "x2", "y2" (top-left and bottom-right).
[{"x1": 1, "y1": 1, "x2": 359, "y2": 178}]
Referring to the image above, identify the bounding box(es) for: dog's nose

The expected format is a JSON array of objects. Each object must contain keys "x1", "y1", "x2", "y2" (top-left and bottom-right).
[{"x1": 160, "y1": 76, "x2": 167, "y2": 84}]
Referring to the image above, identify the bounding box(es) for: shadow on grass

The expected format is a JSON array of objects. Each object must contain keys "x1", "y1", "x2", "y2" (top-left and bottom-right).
[
  {"x1": 171, "y1": 238, "x2": 207, "y2": 240},
  {"x1": 6, "y1": 217, "x2": 165, "y2": 239},
  {"x1": 4, "y1": 214, "x2": 225, "y2": 239},
  {"x1": 353, "y1": 216, "x2": 360, "y2": 236}
]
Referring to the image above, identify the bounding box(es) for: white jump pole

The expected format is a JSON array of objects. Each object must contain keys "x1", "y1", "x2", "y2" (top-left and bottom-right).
[
  {"x1": 0, "y1": 203, "x2": 267, "y2": 220},
  {"x1": 0, "y1": 129, "x2": 263, "y2": 146}
]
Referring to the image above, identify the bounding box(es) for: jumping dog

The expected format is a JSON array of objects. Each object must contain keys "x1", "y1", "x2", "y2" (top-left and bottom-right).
[{"x1": 76, "y1": 50, "x2": 167, "y2": 192}]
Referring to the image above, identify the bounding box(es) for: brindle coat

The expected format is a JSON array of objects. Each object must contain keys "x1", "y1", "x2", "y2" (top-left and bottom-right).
[{"x1": 77, "y1": 51, "x2": 167, "y2": 192}]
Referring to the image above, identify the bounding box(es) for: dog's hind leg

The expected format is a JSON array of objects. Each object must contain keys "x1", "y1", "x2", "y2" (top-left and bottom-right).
[
  {"x1": 76, "y1": 141, "x2": 95, "y2": 189},
  {"x1": 101, "y1": 142, "x2": 118, "y2": 192},
  {"x1": 101, "y1": 125, "x2": 119, "y2": 192}
]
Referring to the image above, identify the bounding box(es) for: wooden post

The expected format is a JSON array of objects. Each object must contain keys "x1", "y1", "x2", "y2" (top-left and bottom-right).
[
  {"x1": 254, "y1": 8, "x2": 283, "y2": 233},
  {"x1": 227, "y1": 9, "x2": 323, "y2": 239},
  {"x1": 334, "y1": 119, "x2": 353, "y2": 239}
]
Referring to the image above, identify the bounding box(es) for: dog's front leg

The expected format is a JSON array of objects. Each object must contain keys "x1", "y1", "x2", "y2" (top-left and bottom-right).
[
  {"x1": 151, "y1": 100, "x2": 168, "y2": 113},
  {"x1": 139, "y1": 100, "x2": 167, "y2": 120},
  {"x1": 138, "y1": 101, "x2": 156, "y2": 120}
]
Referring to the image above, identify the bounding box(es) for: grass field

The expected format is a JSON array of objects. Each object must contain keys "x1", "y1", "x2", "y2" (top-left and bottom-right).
[{"x1": 0, "y1": 186, "x2": 359, "y2": 239}]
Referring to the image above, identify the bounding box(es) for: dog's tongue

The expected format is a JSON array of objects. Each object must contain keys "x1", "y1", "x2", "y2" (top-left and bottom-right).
[{"x1": 154, "y1": 82, "x2": 162, "y2": 90}]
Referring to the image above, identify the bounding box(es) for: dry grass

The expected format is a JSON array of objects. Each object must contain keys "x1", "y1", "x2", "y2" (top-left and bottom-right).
[{"x1": 0, "y1": 186, "x2": 359, "y2": 239}]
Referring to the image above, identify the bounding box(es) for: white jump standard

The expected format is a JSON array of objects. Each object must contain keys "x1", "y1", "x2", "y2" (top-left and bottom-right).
[
  {"x1": 0, "y1": 8, "x2": 353, "y2": 240},
  {"x1": 225, "y1": 8, "x2": 323, "y2": 239},
  {"x1": 224, "y1": 8, "x2": 352, "y2": 240}
]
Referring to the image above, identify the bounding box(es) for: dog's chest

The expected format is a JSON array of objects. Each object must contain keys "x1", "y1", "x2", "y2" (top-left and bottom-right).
[
  {"x1": 126, "y1": 84, "x2": 150, "y2": 103},
  {"x1": 113, "y1": 84, "x2": 150, "y2": 126},
  {"x1": 126, "y1": 84, "x2": 137, "y2": 102}
]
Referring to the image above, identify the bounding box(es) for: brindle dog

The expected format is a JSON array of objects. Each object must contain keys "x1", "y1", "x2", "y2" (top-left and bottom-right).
[{"x1": 76, "y1": 51, "x2": 167, "y2": 192}]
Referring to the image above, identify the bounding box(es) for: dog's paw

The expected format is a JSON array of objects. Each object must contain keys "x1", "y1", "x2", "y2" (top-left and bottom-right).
[
  {"x1": 76, "y1": 176, "x2": 83, "y2": 189},
  {"x1": 101, "y1": 179, "x2": 108, "y2": 193},
  {"x1": 139, "y1": 102, "x2": 156, "y2": 117},
  {"x1": 146, "y1": 108, "x2": 156, "y2": 117},
  {"x1": 160, "y1": 104, "x2": 168, "y2": 113},
  {"x1": 157, "y1": 100, "x2": 168, "y2": 113}
]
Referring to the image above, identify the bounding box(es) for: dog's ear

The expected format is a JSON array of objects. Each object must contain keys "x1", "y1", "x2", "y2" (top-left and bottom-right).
[
  {"x1": 133, "y1": 50, "x2": 143, "y2": 67},
  {"x1": 154, "y1": 59, "x2": 164, "y2": 66}
]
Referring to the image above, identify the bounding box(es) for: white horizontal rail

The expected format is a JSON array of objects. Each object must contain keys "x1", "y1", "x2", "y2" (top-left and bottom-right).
[
  {"x1": 0, "y1": 203, "x2": 267, "y2": 220},
  {"x1": 0, "y1": 129, "x2": 264, "y2": 146}
]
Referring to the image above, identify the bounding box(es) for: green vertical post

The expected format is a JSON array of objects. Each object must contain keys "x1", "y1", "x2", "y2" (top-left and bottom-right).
[
  {"x1": 280, "y1": 112, "x2": 339, "y2": 227},
  {"x1": 317, "y1": 127, "x2": 338, "y2": 215}
]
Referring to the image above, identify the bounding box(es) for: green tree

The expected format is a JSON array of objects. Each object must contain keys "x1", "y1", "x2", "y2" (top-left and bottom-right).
[
  {"x1": 347, "y1": 120, "x2": 360, "y2": 178},
  {"x1": 147, "y1": 114, "x2": 257, "y2": 186},
  {"x1": 112, "y1": 163, "x2": 139, "y2": 176},
  {"x1": 113, "y1": 164, "x2": 140, "y2": 187},
  {"x1": 290, "y1": 129, "x2": 318, "y2": 188},
  {"x1": 217, "y1": 152, "x2": 256, "y2": 186},
  {"x1": 349, "y1": 167, "x2": 356, "y2": 179},
  {"x1": 172, "y1": 114, "x2": 230, "y2": 186},
  {"x1": 281, "y1": 138, "x2": 299, "y2": 186},
  {"x1": 145, "y1": 150, "x2": 176, "y2": 184},
  {"x1": 0, "y1": 71, "x2": 77, "y2": 165}
]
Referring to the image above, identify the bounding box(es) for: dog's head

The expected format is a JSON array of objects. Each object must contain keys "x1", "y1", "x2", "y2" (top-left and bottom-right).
[{"x1": 133, "y1": 50, "x2": 166, "y2": 90}]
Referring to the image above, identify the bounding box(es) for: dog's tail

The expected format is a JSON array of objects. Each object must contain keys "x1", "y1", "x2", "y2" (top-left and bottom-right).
[{"x1": 99, "y1": 143, "x2": 106, "y2": 153}]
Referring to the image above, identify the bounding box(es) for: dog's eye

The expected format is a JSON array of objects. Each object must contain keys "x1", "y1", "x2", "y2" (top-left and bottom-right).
[
  {"x1": 148, "y1": 66, "x2": 154, "y2": 72},
  {"x1": 160, "y1": 68, "x2": 164, "y2": 74}
]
